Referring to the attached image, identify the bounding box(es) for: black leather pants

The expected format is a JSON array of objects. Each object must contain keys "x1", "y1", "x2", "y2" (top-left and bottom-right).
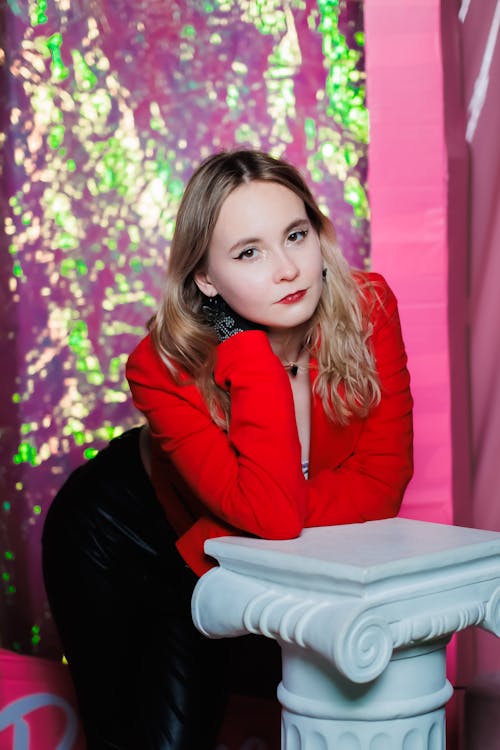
[{"x1": 42, "y1": 428, "x2": 230, "y2": 750}]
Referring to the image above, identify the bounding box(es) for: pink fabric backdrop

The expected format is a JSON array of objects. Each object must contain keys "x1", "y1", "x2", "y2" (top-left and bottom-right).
[
  {"x1": 462, "y1": 0, "x2": 500, "y2": 679},
  {"x1": 0, "y1": 0, "x2": 369, "y2": 660}
]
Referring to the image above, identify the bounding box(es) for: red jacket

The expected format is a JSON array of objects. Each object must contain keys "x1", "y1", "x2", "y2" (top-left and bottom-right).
[{"x1": 126, "y1": 273, "x2": 413, "y2": 576}]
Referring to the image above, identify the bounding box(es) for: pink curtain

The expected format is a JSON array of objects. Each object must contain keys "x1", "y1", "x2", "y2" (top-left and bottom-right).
[{"x1": 463, "y1": 0, "x2": 500, "y2": 678}]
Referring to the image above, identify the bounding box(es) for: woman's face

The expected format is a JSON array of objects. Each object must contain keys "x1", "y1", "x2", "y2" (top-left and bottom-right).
[{"x1": 194, "y1": 180, "x2": 324, "y2": 334}]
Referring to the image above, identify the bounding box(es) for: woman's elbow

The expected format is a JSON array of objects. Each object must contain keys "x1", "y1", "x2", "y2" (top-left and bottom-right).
[
  {"x1": 385, "y1": 467, "x2": 414, "y2": 519},
  {"x1": 257, "y1": 511, "x2": 304, "y2": 540}
]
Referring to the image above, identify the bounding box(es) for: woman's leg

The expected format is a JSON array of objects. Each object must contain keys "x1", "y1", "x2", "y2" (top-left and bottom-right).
[{"x1": 42, "y1": 428, "x2": 227, "y2": 750}]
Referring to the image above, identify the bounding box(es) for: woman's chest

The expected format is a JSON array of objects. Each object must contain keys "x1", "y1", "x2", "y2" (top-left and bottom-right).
[
  {"x1": 290, "y1": 370, "x2": 364, "y2": 470},
  {"x1": 289, "y1": 373, "x2": 311, "y2": 462}
]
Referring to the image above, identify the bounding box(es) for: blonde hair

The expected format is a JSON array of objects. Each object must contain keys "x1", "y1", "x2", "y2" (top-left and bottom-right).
[{"x1": 150, "y1": 150, "x2": 380, "y2": 427}]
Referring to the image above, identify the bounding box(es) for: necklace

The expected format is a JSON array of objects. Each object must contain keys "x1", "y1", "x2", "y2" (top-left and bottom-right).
[
  {"x1": 283, "y1": 362, "x2": 307, "y2": 377},
  {"x1": 281, "y1": 343, "x2": 307, "y2": 377}
]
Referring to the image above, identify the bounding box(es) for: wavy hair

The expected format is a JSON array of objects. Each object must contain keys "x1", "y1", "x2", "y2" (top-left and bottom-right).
[{"x1": 150, "y1": 149, "x2": 381, "y2": 427}]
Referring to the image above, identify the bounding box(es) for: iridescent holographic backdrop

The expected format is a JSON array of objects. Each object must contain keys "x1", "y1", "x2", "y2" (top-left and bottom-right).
[{"x1": 0, "y1": 0, "x2": 369, "y2": 657}]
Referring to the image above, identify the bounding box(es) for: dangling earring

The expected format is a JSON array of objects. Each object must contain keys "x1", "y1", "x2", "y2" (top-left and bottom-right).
[
  {"x1": 205, "y1": 293, "x2": 220, "y2": 306},
  {"x1": 322, "y1": 268, "x2": 327, "y2": 280},
  {"x1": 201, "y1": 293, "x2": 221, "y2": 323}
]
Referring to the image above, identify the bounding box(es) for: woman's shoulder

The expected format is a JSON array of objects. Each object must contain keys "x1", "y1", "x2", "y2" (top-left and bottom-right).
[
  {"x1": 126, "y1": 332, "x2": 183, "y2": 387},
  {"x1": 352, "y1": 269, "x2": 393, "y2": 294},
  {"x1": 127, "y1": 332, "x2": 160, "y2": 370},
  {"x1": 352, "y1": 269, "x2": 398, "y2": 321}
]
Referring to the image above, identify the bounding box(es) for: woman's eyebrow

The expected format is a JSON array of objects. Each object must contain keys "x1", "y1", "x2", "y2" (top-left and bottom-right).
[
  {"x1": 227, "y1": 236, "x2": 259, "y2": 254},
  {"x1": 282, "y1": 217, "x2": 309, "y2": 236},
  {"x1": 226, "y1": 217, "x2": 309, "y2": 255}
]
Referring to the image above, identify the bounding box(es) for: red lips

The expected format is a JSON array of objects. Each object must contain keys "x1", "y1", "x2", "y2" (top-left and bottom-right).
[{"x1": 277, "y1": 289, "x2": 307, "y2": 304}]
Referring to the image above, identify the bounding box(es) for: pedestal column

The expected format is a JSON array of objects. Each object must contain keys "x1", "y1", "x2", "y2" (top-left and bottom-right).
[{"x1": 279, "y1": 640, "x2": 450, "y2": 749}]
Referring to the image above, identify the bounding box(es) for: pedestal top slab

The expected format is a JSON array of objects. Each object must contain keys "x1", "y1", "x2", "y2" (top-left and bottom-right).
[
  {"x1": 195, "y1": 518, "x2": 500, "y2": 683},
  {"x1": 204, "y1": 518, "x2": 500, "y2": 590}
]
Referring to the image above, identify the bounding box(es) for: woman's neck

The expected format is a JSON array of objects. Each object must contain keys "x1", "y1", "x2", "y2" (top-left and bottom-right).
[{"x1": 267, "y1": 325, "x2": 308, "y2": 368}]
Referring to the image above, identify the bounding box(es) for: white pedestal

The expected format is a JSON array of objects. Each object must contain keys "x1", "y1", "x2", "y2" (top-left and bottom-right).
[{"x1": 192, "y1": 518, "x2": 500, "y2": 749}]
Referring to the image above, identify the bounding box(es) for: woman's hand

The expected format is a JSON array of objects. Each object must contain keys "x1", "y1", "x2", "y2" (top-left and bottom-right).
[{"x1": 201, "y1": 294, "x2": 265, "y2": 343}]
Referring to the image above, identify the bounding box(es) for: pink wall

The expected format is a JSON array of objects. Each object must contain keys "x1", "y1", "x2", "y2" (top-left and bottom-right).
[{"x1": 364, "y1": 0, "x2": 459, "y2": 529}]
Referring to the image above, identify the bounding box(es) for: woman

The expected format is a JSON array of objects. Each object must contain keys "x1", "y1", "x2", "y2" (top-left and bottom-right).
[{"x1": 42, "y1": 149, "x2": 413, "y2": 749}]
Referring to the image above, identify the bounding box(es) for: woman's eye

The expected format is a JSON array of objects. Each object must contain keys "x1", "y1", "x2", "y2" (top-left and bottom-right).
[
  {"x1": 236, "y1": 247, "x2": 257, "y2": 260},
  {"x1": 288, "y1": 229, "x2": 308, "y2": 243}
]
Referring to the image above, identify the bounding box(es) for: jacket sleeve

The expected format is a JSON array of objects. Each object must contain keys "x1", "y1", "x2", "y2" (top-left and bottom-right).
[
  {"x1": 126, "y1": 330, "x2": 307, "y2": 539},
  {"x1": 305, "y1": 274, "x2": 414, "y2": 526}
]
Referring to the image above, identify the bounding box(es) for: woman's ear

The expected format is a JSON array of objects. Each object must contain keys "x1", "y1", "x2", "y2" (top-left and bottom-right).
[{"x1": 193, "y1": 270, "x2": 218, "y2": 298}]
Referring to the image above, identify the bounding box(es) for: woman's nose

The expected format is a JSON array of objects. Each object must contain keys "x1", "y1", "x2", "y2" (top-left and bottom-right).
[{"x1": 273, "y1": 251, "x2": 299, "y2": 282}]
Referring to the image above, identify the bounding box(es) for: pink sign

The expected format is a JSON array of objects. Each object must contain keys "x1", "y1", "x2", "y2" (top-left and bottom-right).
[{"x1": 0, "y1": 649, "x2": 85, "y2": 750}]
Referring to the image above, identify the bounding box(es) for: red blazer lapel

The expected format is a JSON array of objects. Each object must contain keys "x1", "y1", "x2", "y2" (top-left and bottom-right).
[{"x1": 308, "y1": 352, "x2": 363, "y2": 478}]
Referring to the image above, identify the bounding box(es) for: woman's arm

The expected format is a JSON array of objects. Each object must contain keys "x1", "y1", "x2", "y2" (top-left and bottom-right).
[
  {"x1": 126, "y1": 331, "x2": 307, "y2": 539},
  {"x1": 305, "y1": 275, "x2": 414, "y2": 526}
]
